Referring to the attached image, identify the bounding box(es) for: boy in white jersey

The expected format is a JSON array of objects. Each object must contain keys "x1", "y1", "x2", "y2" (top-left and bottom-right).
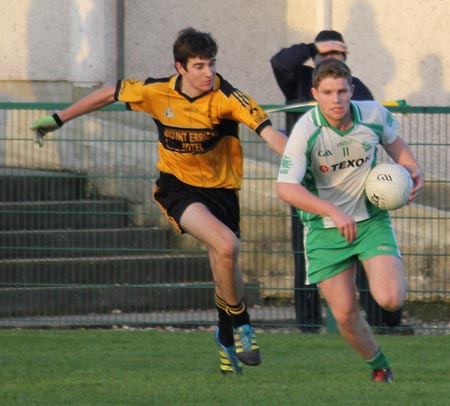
[{"x1": 277, "y1": 58, "x2": 424, "y2": 382}]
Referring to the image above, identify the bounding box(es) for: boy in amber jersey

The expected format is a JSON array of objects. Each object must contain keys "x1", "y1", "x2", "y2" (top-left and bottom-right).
[{"x1": 31, "y1": 27, "x2": 287, "y2": 375}]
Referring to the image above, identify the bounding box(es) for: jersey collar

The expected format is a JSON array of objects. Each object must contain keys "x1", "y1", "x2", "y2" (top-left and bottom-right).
[
  {"x1": 171, "y1": 73, "x2": 221, "y2": 98},
  {"x1": 312, "y1": 101, "x2": 362, "y2": 133}
]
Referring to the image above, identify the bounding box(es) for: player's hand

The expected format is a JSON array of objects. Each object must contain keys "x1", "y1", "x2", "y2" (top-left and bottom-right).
[
  {"x1": 315, "y1": 40, "x2": 348, "y2": 55},
  {"x1": 407, "y1": 166, "x2": 425, "y2": 202},
  {"x1": 30, "y1": 114, "x2": 64, "y2": 147},
  {"x1": 329, "y1": 207, "x2": 357, "y2": 242}
]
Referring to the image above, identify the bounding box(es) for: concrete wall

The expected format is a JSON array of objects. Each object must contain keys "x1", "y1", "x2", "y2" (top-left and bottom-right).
[
  {"x1": 1, "y1": 0, "x2": 450, "y2": 105},
  {"x1": 0, "y1": 0, "x2": 117, "y2": 101},
  {"x1": 0, "y1": 0, "x2": 447, "y2": 300}
]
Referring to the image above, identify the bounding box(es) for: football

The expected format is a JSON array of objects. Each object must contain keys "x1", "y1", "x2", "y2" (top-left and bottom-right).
[{"x1": 365, "y1": 163, "x2": 413, "y2": 210}]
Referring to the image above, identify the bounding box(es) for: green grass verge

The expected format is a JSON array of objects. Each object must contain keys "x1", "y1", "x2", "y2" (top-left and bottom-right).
[{"x1": 0, "y1": 329, "x2": 448, "y2": 405}]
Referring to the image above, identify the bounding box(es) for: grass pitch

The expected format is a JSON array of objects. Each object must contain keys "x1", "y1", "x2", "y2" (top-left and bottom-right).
[{"x1": 0, "y1": 329, "x2": 448, "y2": 405}]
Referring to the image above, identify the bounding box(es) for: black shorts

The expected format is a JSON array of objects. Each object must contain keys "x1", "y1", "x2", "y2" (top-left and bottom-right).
[{"x1": 153, "y1": 172, "x2": 240, "y2": 236}]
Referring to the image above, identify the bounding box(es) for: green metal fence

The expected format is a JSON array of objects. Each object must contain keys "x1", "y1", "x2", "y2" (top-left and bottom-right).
[{"x1": 0, "y1": 102, "x2": 448, "y2": 333}]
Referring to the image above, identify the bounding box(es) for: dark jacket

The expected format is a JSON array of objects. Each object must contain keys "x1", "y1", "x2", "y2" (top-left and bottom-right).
[{"x1": 271, "y1": 43, "x2": 373, "y2": 133}]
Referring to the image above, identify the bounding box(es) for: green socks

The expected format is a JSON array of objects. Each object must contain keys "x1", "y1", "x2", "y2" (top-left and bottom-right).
[{"x1": 367, "y1": 348, "x2": 390, "y2": 370}]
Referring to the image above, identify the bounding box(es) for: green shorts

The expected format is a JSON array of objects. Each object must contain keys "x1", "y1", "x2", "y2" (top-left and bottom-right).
[{"x1": 304, "y1": 212, "x2": 401, "y2": 285}]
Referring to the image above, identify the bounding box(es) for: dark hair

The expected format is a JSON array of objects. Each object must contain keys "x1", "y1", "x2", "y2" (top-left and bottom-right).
[
  {"x1": 314, "y1": 30, "x2": 344, "y2": 43},
  {"x1": 173, "y1": 27, "x2": 218, "y2": 68},
  {"x1": 313, "y1": 30, "x2": 347, "y2": 61},
  {"x1": 312, "y1": 58, "x2": 352, "y2": 89}
]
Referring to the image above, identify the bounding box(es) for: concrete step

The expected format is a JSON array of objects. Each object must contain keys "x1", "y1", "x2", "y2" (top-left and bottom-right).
[
  {"x1": 0, "y1": 282, "x2": 260, "y2": 317},
  {"x1": 0, "y1": 284, "x2": 215, "y2": 316},
  {"x1": 0, "y1": 167, "x2": 261, "y2": 316},
  {"x1": 0, "y1": 199, "x2": 129, "y2": 230},
  {"x1": 0, "y1": 227, "x2": 175, "y2": 258},
  {"x1": 0, "y1": 253, "x2": 212, "y2": 285},
  {"x1": 0, "y1": 168, "x2": 87, "y2": 201}
]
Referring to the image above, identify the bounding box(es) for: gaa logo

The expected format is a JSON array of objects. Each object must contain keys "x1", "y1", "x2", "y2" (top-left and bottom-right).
[
  {"x1": 320, "y1": 165, "x2": 329, "y2": 173},
  {"x1": 369, "y1": 193, "x2": 380, "y2": 204},
  {"x1": 376, "y1": 173, "x2": 393, "y2": 182}
]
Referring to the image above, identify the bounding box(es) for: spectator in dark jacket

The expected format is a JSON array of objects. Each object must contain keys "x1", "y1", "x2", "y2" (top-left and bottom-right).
[{"x1": 271, "y1": 30, "x2": 411, "y2": 334}]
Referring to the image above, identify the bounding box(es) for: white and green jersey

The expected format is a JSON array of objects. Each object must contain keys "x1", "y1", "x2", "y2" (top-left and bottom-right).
[{"x1": 277, "y1": 100, "x2": 399, "y2": 228}]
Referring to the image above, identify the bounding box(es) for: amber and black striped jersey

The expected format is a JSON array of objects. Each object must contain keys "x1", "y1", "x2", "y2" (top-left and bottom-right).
[{"x1": 114, "y1": 73, "x2": 271, "y2": 189}]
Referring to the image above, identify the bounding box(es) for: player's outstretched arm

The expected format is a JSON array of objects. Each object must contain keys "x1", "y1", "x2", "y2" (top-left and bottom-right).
[
  {"x1": 259, "y1": 126, "x2": 288, "y2": 156},
  {"x1": 58, "y1": 86, "x2": 116, "y2": 123},
  {"x1": 30, "y1": 86, "x2": 116, "y2": 146}
]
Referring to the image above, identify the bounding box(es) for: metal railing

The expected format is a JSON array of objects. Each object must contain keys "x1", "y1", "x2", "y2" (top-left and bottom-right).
[{"x1": 0, "y1": 102, "x2": 448, "y2": 334}]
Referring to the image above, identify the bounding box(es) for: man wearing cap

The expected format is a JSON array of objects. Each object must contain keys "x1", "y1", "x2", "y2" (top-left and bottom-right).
[
  {"x1": 270, "y1": 30, "x2": 410, "y2": 334},
  {"x1": 271, "y1": 30, "x2": 373, "y2": 142}
]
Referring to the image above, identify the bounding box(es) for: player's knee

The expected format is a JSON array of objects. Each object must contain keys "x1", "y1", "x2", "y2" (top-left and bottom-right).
[
  {"x1": 216, "y1": 233, "x2": 239, "y2": 259},
  {"x1": 373, "y1": 280, "x2": 406, "y2": 311},
  {"x1": 380, "y1": 296, "x2": 404, "y2": 312},
  {"x1": 376, "y1": 289, "x2": 405, "y2": 311},
  {"x1": 333, "y1": 307, "x2": 359, "y2": 329}
]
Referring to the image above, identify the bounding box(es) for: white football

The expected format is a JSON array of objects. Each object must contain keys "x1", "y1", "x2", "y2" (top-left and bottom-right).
[{"x1": 365, "y1": 163, "x2": 413, "y2": 210}]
